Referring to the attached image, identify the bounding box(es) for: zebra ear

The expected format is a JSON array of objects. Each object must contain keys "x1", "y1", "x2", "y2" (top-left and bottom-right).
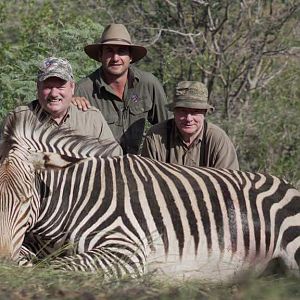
[{"x1": 29, "y1": 151, "x2": 84, "y2": 170}]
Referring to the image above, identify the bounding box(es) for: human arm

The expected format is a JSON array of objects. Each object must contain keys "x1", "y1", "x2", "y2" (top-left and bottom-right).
[
  {"x1": 141, "y1": 135, "x2": 157, "y2": 160},
  {"x1": 147, "y1": 75, "x2": 171, "y2": 125},
  {"x1": 140, "y1": 124, "x2": 167, "y2": 162},
  {"x1": 208, "y1": 126, "x2": 239, "y2": 170}
]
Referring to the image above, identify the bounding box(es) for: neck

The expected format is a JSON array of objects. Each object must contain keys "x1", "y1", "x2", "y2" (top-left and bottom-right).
[
  {"x1": 102, "y1": 70, "x2": 128, "y2": 100},
  {"x1": 51, "y1": 111, "x2": 68, "y2": 125},
  {"x1": 180, "y1": 127, "x2": 202, "y2": 148},
  {"x1": 181, "y1": 135, "x2": 198, "y2": 147}
]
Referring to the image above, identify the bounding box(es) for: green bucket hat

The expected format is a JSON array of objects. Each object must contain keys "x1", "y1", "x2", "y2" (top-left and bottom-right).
[
  {"x1": 169, "y1": 81, "x2": 214, "y2": 111},
  {"x1": 84, "y1": 23, "x2": 147, "y2": 63},
  {"x1": 37, "y1": 57, "x2": 74, "y2": 82}
]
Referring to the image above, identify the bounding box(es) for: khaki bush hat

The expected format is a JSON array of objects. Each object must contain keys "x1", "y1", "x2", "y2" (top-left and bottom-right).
[
  {"x1": 37, "y1": 57, "x2": 74, "y2": 82},
  {"x1": 169, "y1": 81, "x2": 214, "y2": 111},
  {"x1": 84, "y1": 23, "x2": 147, "y2": 63}
]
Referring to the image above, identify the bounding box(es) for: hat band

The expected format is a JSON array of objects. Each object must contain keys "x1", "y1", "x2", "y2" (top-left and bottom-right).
[
  {"x1": 101, "y1": 38, "x2": 132, "y2": 45},
  {"x1": 176, "y1": 95, "x2": 206, "y2": 101}
]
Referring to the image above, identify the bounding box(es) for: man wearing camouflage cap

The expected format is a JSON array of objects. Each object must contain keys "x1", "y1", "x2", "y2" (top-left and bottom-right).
[
  {"x1": 2, "y1": 57, "x2": 122, "y2": 156},
  {"x1": 141, "y1": 81, "x2": 239, "y2": 169}
]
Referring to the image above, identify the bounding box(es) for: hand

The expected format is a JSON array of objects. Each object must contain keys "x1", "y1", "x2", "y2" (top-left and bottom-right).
[{"x1": 71, "y1": 97, "x2": 91, "y2": 111}]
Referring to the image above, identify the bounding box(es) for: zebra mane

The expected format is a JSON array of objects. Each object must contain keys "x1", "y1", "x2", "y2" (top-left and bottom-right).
[{"x1": 0, "y1": 107, "x2": 118, "y2": 160}]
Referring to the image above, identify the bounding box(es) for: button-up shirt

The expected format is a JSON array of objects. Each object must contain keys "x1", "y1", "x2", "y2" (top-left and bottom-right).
[
  {"x1": 1, "y1": 100, "x2": 123, "y2": 156},
  {"x1": 141, "y1": 119, "x2": 239, "y2": 169},
  {"x1": 75, "y1": 66, "x2": 170, "y2": 154}
]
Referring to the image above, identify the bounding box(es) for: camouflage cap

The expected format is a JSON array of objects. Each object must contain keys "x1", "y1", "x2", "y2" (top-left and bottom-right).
[
  {"x1": 169, "y1": 81, "x2": 214, "y2": 111},
  {"x1": 37, "y1": 57, "x2": 74, "y2": 82}
]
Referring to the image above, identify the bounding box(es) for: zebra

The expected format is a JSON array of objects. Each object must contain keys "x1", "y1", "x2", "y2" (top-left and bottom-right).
[{"x1": 0, "y1": 112, "x2": 300, "y2": 281}]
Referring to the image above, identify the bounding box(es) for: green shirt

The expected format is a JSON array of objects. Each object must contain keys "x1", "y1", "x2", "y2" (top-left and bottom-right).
[
  {"x1": 75, "y1": 66, "x2": 170, "y2": 154},
  {"x1": 2, "y1": 100, "x2": 123, "y2": 156},
  {"x1": 141, "y1": 119, "x2": 239, "y2": 169}
]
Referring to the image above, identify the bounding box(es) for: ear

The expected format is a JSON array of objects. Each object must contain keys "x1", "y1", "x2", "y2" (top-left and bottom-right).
[
  {"x1": 70, "y1": 81, "x2": 75, "y2": 95},
  {"x1": 29, "y1": 151, "x2": 84, "y2": 171}
]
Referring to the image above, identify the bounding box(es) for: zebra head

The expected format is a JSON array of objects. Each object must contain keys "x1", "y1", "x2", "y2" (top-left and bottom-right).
[
  {"x1": 0, "y1": 145, "x2": 83, "y2": 261},
  {"x1": 0, "y1": 145, "x2": 38, "y2": 261},
  {"x1": 0, "y1": 108, "x2": 117, "y2": 262}
]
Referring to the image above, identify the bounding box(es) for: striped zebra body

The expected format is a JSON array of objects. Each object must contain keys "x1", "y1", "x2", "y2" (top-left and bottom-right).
[
  {"x1": 0, "y1": 112, "x2": 300, "y2": 281},
  {"x1": 21, "y1": 155, "x2": 300, "y2": 280}
]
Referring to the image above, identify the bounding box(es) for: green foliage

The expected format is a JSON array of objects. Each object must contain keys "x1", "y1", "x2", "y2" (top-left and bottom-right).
[
  {"x1": 0, "y1": 0, "x2": 299, "y2": 184},
  {"x1": 0, "y1": 0, "x2": 102, "y2": 119},
  {"x1": 236, "y1": 61, "x2": 300, "y2": 183}
]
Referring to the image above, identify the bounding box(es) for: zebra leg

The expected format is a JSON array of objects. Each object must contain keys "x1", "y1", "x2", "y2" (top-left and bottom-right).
[
  {"x1": 17, "y1": 245, "x2": 38, "y2": 267},
  {"x1": 49, "y1": 247, "x2": 146, "y2": 278},
  {"x1": 278, "y1": 238, "x2": 300, "y2": 277},
  {"x1": 273, "y1": 215, "x2": 300, "y2": 277}
]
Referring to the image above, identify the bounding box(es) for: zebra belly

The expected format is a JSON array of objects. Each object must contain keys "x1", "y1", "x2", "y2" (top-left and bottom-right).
[{"x1": 145, "y1": 238, "x2": 270, "y2": 281}]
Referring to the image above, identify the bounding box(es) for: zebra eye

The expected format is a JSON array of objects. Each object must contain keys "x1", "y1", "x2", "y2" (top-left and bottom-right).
[{"x1": 23, "y1": 221, "x2": 30, "y2": 229}]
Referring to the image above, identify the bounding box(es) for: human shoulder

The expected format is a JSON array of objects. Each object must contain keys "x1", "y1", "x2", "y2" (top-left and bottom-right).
[
  {"x1": 206, "y1": 121, "x2": 233, "y2": 148},
  {"x1": 206, "y1": 121, "x2": 228, "y2": 137},
  {"x1": 8, "y1": 100, "x2": 38, "y2": 116},
  {"x1": 11, "y1": 105, "x2": 30, "y2": 114},
  {"x1": 131, "y1": 66, "x2": 161, "y2": 84},
  {"x1": 68, "y1": 105, "x2": 109, "y2": 138},
  {"x1": 70, "y1": 104, "x2": 103, "y2": 117},
  {"x1": 205, "y1": 121, "x2": 239, "y2": 169},
  {"x1": 1, "y1": 101, "x2": 37, "y2": 133},
  {"x1": 76, "y1": 68, "x2": 100, "y2": 89}
]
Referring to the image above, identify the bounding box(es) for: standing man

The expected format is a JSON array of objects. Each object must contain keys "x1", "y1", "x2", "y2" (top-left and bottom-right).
[
  {"x1": 75, "y1": 23, "x2": 169, "y2": 154},
  {"x1": 2, "y1": 57, "x2": 122, "y2": 156},
  {"x1": 141, "y1": 81, "x2": 239, "y2": 169}
]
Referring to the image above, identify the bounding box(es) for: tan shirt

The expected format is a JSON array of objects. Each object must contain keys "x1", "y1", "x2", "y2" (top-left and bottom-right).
[
  {"x1": 141, "y1": 119, "x2": 239, "y2": 169},
  {"x1": 2, "y1": 100, "x2": 123, "y2": 156}
]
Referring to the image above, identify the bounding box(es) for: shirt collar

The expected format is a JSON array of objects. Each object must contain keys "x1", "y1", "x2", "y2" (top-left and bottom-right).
[
  {"x1": 97, "y1": 66, "x2": 140, "y2": 90},
  {"x1": 34, "y1": 101, "x2": 70, "y2": 125}
]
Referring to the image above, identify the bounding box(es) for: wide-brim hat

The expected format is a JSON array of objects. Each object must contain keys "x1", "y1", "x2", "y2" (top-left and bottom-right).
[
  {"x1": 84, "y1": 23, "x2": 147, "y2": 63},
  {"x1": 168, "y1": 81, "x2": 214, "y2": 112}
]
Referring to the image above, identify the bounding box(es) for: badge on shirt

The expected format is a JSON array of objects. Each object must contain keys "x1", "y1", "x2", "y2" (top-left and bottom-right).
[{"x1": 130, "y1": 94, "x2": 140, "y2": 103}]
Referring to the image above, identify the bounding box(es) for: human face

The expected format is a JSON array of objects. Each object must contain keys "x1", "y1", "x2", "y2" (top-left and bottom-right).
[
  {"x1": 37, "y1": 77, "x2": 75, "y2": 121},
  {"x1": 100, "y1": 45, "x2": 131, "y2": 78},
  {"x1": 174, "y1": 107, "x2": 206, "y2": 143}
]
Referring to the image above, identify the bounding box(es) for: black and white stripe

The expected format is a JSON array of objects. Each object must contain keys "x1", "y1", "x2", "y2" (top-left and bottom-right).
[{"x1": 0, "y1": 112, "x2": 299, "y2": 281}]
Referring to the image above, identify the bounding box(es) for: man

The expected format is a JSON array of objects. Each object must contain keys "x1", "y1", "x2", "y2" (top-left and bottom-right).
[
  {"x1": 74, "y1": 23, "x2": 170, "y2": 154},
  {"x1": 141, "y1": 81, "x2": 239, "y2": 169},
  {"x1": 2, "y1": 57, "x2": 122, "y2": 156}
]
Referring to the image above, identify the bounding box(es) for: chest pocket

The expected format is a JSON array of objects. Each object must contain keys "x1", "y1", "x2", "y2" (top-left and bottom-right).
[
  {"x1": 105, "y1": 113, "x2": 119, "y2": 125},
  {"x1": 128, "y1": 97, "x2": 152, "y2": 116},
  {"x1": 98, "y1": 101, "x2": 120, "y2": 125}
]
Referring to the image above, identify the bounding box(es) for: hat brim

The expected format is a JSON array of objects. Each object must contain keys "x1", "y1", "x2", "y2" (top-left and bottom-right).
[
  {"x1": 167, "y1": 101, "x2": 215, "y2": 112},
  {"x1": 84, "y1": 42, "x2": 147, "y2": 63}
]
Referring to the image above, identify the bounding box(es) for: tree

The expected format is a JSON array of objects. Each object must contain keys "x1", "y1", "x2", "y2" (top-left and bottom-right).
[{"x1": 0, "y1": 0, "x2": 299, "y2": 184}]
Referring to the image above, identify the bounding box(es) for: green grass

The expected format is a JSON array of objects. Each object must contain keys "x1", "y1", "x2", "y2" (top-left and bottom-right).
[{"x1": 0, "y1": 263, "x2": 300, "y2": 299}]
